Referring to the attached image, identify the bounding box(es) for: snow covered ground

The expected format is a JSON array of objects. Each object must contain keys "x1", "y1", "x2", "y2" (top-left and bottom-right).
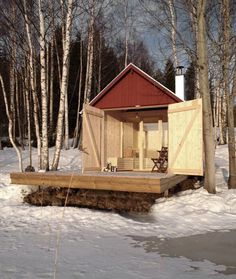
[{"x1": 0, "y1": 145, "x2": 236, "y2": 278}]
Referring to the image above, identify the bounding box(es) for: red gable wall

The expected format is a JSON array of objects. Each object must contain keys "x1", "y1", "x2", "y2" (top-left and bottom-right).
[{"x1": 91, "y1": 64, "x2": 181, "y2": 109}]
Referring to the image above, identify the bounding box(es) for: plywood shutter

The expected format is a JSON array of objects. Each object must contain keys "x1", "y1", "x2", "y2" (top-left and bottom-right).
[
  {"x1": 82, "y1": 104, "x2": 104, "y2": 171},
  {"x1": 168, "y1": 99, "x2": 203, "y2": 175}
]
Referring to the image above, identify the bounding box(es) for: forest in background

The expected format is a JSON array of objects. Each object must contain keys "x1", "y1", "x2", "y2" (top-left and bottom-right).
[{"x1": 0, "y1": 0, "x2": 235, "y2": 190}]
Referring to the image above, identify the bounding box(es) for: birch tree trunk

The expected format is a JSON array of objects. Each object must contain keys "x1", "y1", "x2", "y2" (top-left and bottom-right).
[
  {"x1": 49, "y1": 41, "x2": 54, "y2": 143},
  {"x1": 187, "y1": 0, "x2": 200, "y2": 98},
  {"x1": 15, "y1": 75, "x2": 24, "y2": 149},
  {"x1": 168, "y1": 0, "x2": 178, "y2": 68},
  {"x1": 223, "y1": 0, "x2": 236, "y2": 188},
  {"x1": 73, "y1": 35, "x2": 83, "y2": 148},
  {"x1": 9, "y1": 4, "x2": 16, "y2": 141},
  {"x1": 197, "y1": 0, "x2": 216, "y2": 193},
  {"x1": 84, "y1": 0, "x2": 95, "y2": 103},
  {"x1": 124, "y1": 0, "x2": 129, "y2": 67},
  {"x1": 61, "y1": 0, "x2": 70, "y2": 150},
  {"x1": 38, "y1": 0, "x2": 49, "y2": 170},
  {"x1": 25, "y1": 64, "x2": 32, "y2": 166},
  {"x1": 228, "y1": 65, "x2": 236, "y2": 188},
  {"x1": 218, "y1": 0, "x2": 228, "y2": 145},
  {"x1": 51, "y1": 0, "x2": 74, "y2": 170},
  {"x1": 23, "y1": 0, "x2": 41, "y2": 169},
  {"x1": 64, "y1": 78, "x2": 70, "y2": 150},
  {"x1": 0, "y1": 74, "x2": 23, "y2": 172},
  {"x1": 98, "y1": 31, "x2": 102, "y2": 93}
]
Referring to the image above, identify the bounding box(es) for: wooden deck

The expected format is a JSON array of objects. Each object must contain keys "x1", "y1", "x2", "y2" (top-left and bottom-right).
[{"x1": 10, "y1": 171, "x2": 187, "y2": 194}]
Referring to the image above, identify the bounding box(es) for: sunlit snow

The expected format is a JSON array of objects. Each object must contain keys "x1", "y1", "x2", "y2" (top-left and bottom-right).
[{"x1": 0, "y1": 144, "x2": 235, "y2": 278}]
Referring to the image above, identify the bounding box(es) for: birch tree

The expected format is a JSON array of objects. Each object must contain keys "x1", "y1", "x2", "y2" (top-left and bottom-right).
[
  {"x1": 51, "y1": 0, "x2": 74, "y2": 170},
  {"x1": 222, "y1": 0, "x2": 236, "y2": 188},
  {"x1": 84, "y1": 0, "x2": 95, "y2": 103},
  {"x1": 0, "y1": 74, "x2": 23, "y2": 172},
  {"x1": 73, "y1": 31, "x2": 83, "y2": 148},
  {"x1": 197, "y1": 0, "x2": 216, "y2": 193},
  {"x1": 185, "y1": 0, "x2": 200, "y2": 98},
  {"x1": 38, "y1": 0, "x2": 49, "y2": 170},
  {"x1": 23, "y1": 0, "x2": 41, "y2": 169},
  {"x1": 167, "y1": 0, "x2": 178, "y2": 68}
]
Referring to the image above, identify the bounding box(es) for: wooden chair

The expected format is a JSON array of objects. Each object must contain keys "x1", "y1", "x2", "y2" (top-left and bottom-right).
[{"x1": 151, "y1": 147, "x2": 168, "y2": 173}]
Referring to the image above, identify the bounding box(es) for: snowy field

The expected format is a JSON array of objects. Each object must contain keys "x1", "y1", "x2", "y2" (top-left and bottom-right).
[{"x1": 0, "y1": 145, "x2": 236, "y2": 278}]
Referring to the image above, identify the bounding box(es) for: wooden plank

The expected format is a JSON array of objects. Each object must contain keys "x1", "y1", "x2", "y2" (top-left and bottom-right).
[
  {"x1": 169, "y1": 107, "x2": 199, "y2": 169},
  {"x1": 168, "y1": 168, "x2": 203, "y2": 175},
  {"x1": 83, "y1": 109, "x2": 100, "y2": 166},
  {"x1": 101, "y1": 110, "x2": 105, "y2": 169},
  {"x1": 168, "y1": 104, "x2": 201, "y2": 114},
  {"x1": 157, "y1": 120, "x2": 163, "y2": 150},
  {"x1": 123, "y1": 122, "x2": 134, "y2": 157},
  {"x1": 120, "y1": 121, "x2": 123, "y2": 157},
  {"x1": 10, "y1": 172, "x2": 186, "y2": 194},
  {"x1": 160, "y1": 175, "x2": 188, "y2": 192},
  {"x1": 82, "y1": 104, "x2": 104, "y2": 171},
  {"x1": 139, "y1": 120, "x2": 144, "y2": 170},
  {"x1": 105, "y1": 113, "x2": 121, "y2": 159},
  {"x1": 10, "y1": 172, "x2": 162, "y2": 193},
  {"x1": 168, "y1": 99, "x2": 203, "y2": 176}
]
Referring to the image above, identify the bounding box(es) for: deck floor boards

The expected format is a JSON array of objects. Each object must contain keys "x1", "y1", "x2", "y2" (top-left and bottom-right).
[{"x1": 10, "y1": 171, "x2": 187, "y2": 194}]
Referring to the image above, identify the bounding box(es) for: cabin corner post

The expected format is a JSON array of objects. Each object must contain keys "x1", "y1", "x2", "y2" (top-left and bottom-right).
[
  {"x1": 101, "y1": 111, "x2": 105, "y2": 171},
  {"x1": 120, "y1": 121, "x2": 124, "y2": 158},
  {"x1": 157, "y1": 119, "x2": 163, "y2": 151},
  {"x1": 139, "y1": 120, "x2": 144, "y2": 170}
]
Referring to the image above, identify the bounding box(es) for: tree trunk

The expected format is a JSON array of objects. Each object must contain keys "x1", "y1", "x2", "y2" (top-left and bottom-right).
[
  {"x1": 197, "y1": 0, "x2": 216, "y2": 193},
  {"x1": 98, "y1": 31, "x2": 102, "y2": 93},
  {"x1": 25, "y1": 64, "x2": 32, "y2": 167},
  {"x1": 227, "y1": 61, "x2": 236, "y2": 188},
  {"x1": 23, "y1": 0, "x2": 41, "y2": 169},
  {"x1": 124, "y1": 0, "x2": 129, "y2": 67},
  {"x1": 49, "y1": 41, "x2": 54, "y2": 143},
  {"x1": 51, "y1": 0, "x2": 74, "y2": 170},
  {"x1": 84, "y1": 0, "x2": 95, "y2": 103},
  {"x1": 73, "y1": 35, "x2": 83, "y2": 148},
  {"x1": 187, "y1": 0, "x2": 200, "y2": 98},
  {"x1": 64, "y1": 78, "x2": 70, "y2": 150},
  {"x1": 168, "y1": 0, "x2": 178, "y2": 68},
  {"x1": 221, "y1": 0, "x2": 236, "y2": 188},
  {"x1": 15, "y1": 74, "x2": 24, "y2": 149},
  {"x1": 0, "y1": 74, "x2": 23, "y2": 172},
  {"x1": 38, "y1": 0, "x2": 49, "y2": 170}
]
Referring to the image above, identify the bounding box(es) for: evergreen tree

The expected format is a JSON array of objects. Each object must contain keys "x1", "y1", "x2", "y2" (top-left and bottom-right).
[
  {"x1": 185, "y1": 62, "x2": 195, "y2": 100},
  {"x1": 163, "y1": 59, "x2": 175, "y2": 92}
]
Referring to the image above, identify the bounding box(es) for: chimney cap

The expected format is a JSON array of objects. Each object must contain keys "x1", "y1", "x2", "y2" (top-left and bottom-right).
[{"x1": 176, "y1": 66, "x2": 184, "y2": 75}]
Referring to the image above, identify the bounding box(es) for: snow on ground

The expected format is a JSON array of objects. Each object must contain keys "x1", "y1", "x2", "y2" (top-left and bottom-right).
[{"x1": 0, "y1": 145, "x2": 236, "y2": 278}]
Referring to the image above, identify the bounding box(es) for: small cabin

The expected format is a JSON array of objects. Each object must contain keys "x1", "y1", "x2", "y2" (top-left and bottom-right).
[{"x1": 82, "y1": 63, "x2": 203, "y2": 176}]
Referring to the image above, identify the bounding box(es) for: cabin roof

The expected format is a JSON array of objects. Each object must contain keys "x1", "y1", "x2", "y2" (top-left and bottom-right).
[{"x1": 90, "y1": 63, "x2": 182, "y2": 110}]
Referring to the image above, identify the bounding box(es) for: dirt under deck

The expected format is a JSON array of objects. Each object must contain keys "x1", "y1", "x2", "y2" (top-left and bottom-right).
[{"x1": 10, "y1": 171, "x2": 195, "y2": 212}]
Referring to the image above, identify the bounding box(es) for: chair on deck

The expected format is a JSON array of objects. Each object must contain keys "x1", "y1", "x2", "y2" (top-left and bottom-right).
[{"x1": 151, "y1": 147, "x2": 168, "y2": 173}]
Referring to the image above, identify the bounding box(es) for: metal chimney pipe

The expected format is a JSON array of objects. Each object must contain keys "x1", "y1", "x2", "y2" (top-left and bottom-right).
[{"x1": 175, "y1": 66, "x2": 185, "y2": 101}]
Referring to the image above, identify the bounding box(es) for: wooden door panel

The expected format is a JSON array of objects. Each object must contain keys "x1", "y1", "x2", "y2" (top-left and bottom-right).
[
  {"x1": 82, "y1": 104, "x2": 104, "y2": 171},
  {"x1": 168, "y1": 99, "x2": 203, "y2": 175}
]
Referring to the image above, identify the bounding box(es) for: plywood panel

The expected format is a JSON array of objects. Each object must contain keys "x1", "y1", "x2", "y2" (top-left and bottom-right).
[
  {"x1": 168, "y1": 99, "x2": 203, "y2": 175},
  {"x1": 123, "y1": 122, "x2": 134, "y2": 157},
  {"x1": 82, "y1": 104, "x2": 104, "y2": 171},
  {"x1": 157, "y1": 120, "x2": 163, "y2": 151},
  {"x1": 133, "y1": 123, "x2": 139, "y2": 150},
  {"x1": 105, "y1": 113, "x2": 121, "y2": 159},
  {"x1": 162, "y1": 122, "x2": 168, "y2": 147}
]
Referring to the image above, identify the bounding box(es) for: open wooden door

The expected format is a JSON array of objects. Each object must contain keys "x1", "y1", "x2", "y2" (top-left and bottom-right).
[
  {"x1": 82, "y1": 104, "x2": 104, "y2": 171},
  {"x1": 168, "y1": 99, "x2": 203, "y2": 175}
]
